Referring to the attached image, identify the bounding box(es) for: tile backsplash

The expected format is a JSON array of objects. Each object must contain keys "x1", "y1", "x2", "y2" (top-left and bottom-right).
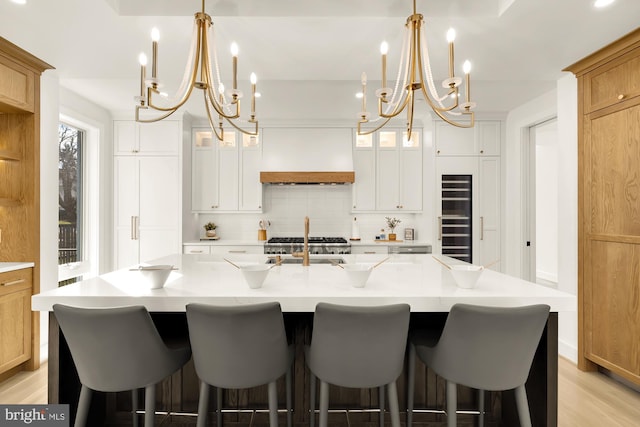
[{"x1": 186, "y1": 185, "x2": 430, "y2": 242}]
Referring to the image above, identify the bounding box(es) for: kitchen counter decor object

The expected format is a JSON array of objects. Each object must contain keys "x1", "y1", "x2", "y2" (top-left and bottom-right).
[
  {"x1": 448, "y1": 264, "x2": 484, "y2": 289},
  {"x1": 342, "y1": 264, "x2": 373, "y2": 288},
  {"x1": 385, "y1": 217, "x2": 401, "y2": 241},
  {"x1": 204, "y1": 222, "x2": 217, "y2": 238},
  {"x1": 240, "y1": 264, "x2": 271, "y2": 289},
  {"x1": 134, "y1": 265, "x2": 174, "y2": 289},
  {"x1": 350, "y1": 217, "x2": 361, "y2": 241},
  {"x1": 258, "y1": 219, "x2": 270, "y2": 240}
]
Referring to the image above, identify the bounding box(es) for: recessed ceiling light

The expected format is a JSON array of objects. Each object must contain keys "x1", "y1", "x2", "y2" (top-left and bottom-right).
[
  {"x1": 594, "y1": 0, "x2": 615, "y2": 8},
  {"x1": 11, "y1": 0, "x2": 27, "y2": 4}
]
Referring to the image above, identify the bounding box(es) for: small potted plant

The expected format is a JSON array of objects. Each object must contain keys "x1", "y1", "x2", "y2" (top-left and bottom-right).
[
  {"x1": 385, "y1": 217, "x2": 401, "y2": 241},
  {"x1": 203, "y1": 222, "x2": 217, "y2": 238}
]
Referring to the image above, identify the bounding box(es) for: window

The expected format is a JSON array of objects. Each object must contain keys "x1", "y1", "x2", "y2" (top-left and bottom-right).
[{"x1": 58, "y1": 118, "x2": 99, "y2": 285}]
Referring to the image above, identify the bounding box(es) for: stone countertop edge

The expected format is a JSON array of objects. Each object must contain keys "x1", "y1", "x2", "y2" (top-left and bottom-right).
[{"x1": 0, "y1": 262, "x2": 35, "y2": 273}]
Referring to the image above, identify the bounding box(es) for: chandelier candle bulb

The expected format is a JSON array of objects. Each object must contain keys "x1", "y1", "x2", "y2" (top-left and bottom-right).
[
  {"x1": 231, "y1": 42, "x2": 239, "y2": 91},
  {"x1": 151, "y1": 27, "x2": 160, "y2": 80},
  {"x1": 380, "y1": 41, "x2": 388, "y2": 93},
  {"x1": 138, "y1": 53, "x2": 147, "y2": 98},
  {"x1": 361, "y1": 72, "x2": 367, "y2": 113},
  {"x1": 446, "y1": 28, "x2": 456, "y2": 79},
  {"x1": 463, "y1": 60, "x2": 471, "y2": 103},
  {"x1": 250, "y1": 72, "x2": 257, "y2": 116}
]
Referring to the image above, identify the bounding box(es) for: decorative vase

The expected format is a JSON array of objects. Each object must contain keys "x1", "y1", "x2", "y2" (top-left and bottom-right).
[
  {"x1": 206, "y1": 230, "x2": 217, "y2": 238},
  {"x1": 388, "y1": 233, "x2": 396, "y2": 241}
]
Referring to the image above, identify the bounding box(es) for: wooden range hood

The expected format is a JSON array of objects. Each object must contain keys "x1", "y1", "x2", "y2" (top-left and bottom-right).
[
  {"x1": 260, "y1": 128, "x2": 355, "y2": 185},
  {"x1": 260, "y1": 171, "x2": 355, "y2": 184}
]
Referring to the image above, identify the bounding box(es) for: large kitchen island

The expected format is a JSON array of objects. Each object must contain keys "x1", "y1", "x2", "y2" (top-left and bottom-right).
[{"x1": 33, "y1": 254, "x2": 575, "y2": 427}]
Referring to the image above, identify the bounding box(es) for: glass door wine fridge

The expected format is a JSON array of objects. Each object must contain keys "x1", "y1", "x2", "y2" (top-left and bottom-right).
[{"x1": 440, "y1": 174, "x2": 472, "y2": 262}]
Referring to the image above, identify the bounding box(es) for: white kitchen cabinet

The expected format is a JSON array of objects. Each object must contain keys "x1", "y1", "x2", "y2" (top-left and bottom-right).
[
  {"x1": 209, "y1": 245, "x2": 264, "y2": 255},
  {"x1": 435, "y1": 156, "x2": 501, "y2": 269},
  {"x1": 350, "y1": 245, "x2": 388, "y2": 255},
  {"x1": 114, "y1": 120, "x2": 181, "y2": 155},
  {"x1": 192, "y1": 129, "x2": 262, "y2": 213},
  {"x1": 239, "y1": 134, "x2": 263, "y2": 211},
  {"x1": 183, "y1": 244, "x2": 263, "y2": 255},
  {"x1": 113, "y1": 119, "x2": 183, "y2": 269},
  {"x1": 351, "y1": 133, "x2": 376, "y2": 212},
  {"x1": 435, "y1": 121, "x2": 501, "y2": 156},
  {"x1": 376, "y1": 130, "x2": 423, "y2": 212},
  {"x1": 114, "y1": 156, "x2": 181, "y2": 269},
  {"x1": 183, "y1": 245, "x2": 211, "y2": 255}
]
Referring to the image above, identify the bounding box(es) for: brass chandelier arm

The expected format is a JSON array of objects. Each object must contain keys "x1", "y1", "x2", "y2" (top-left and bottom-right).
[
  {"x1": 203, "y1": 92, "x2": 225, "y2": 141},
  {"x1": 146, "y1": 21, "x2": 204, "y2": 113},
  {"x1": 429, "y1": 105, "x2": 475, "y2": 128},
  {"x1": 135, "y1": 105, "x2": 179, "y2": 122},
  {"x1": 200, "y1": 24, "x2": 242, "y2": 120},
  {"x1": 357, "y1": 116, "x2": 393, "y2": 136},
  {"x1": 378, "y1": 86, "x2": 412, "y2": 119}
]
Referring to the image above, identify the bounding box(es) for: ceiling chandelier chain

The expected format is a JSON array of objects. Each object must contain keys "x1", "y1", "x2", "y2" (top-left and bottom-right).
[
  {"x1": 134, "y1": 0, "x2": 258, "y2": 140},
  {"x1": 357, "y1": 0, "x2": 475, "y2": 138}
]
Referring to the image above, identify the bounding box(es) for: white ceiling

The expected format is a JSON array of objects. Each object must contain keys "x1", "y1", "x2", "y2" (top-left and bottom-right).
[{"x1": 0, "y1": 0, "x2": 638, "y2": 123}]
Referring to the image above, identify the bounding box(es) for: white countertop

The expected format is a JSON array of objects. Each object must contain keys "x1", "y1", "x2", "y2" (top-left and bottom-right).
[
  {"x1": 0, "y1": 262, "x2": 35, "y2": 273},
  {"x1": 32, "y1": 254, "x2": 575, "y2": 313},
  {"x1": 349, "y1": 240, "x2": 431, "y2": 246},
  {"x1": 184, "y1": 240, "x2": 432, "y2": 246},
  {"x1": 184, "y1": 240, "x2": 265, "y2": 246}
]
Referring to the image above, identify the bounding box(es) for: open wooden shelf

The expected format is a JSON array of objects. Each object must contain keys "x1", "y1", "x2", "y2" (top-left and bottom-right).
[
  {"x1": 0, "y1": 198, "x2": 21, "y2": 207},
  {"x1": 0, "y1": 149, "x2": 21, "y2": 161}
]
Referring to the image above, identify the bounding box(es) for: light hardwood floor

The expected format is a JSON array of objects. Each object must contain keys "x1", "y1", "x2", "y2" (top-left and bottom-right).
[{"x1": 1, "y1": 358, "x2": 639, "y2": 425}]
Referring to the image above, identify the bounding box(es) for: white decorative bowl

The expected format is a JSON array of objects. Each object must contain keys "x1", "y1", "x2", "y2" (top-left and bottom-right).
[
  {"x1": 241, "y1": 265, "x2": 271, "y2": 289},
  {"x1": 138, "y1": 265, "x2": 173, "y2": 289},
  {"x1": 449, "y1": 264, "x2": 484, "y2": 289},
  {"x1": 342, "y1": 264, "x2": 373, "y2": 288}
]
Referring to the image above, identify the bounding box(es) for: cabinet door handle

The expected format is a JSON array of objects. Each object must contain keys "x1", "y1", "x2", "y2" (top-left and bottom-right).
[
  {"x1": 228, "y1": 250, "x2": 246, "y2": 254},
  {"x1": 364, "y1": 251, "x2": 377, "y2": 254},
  {"x1": 480, "y1": 216, "x2": 484, "y2": 241},
  {"x1": 1, "y1": 278, "x2": 25, "y2": 287},
  {"x1": 438, "y1": 216, "x2": 442, "y2": 241},
  {"x1": 131, "y1": 216, "x2": 139, "y2": 240},
  {"x1": 190, "y1": 250, "x2": 204, "y2": 254},
  {"x1": 618, "y1": 94, "x2": 625, "y2": 100}
]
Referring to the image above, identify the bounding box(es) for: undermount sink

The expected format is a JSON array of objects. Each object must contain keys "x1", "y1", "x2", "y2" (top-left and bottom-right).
[{"x1": 266, "y1": 257, "x2": 344, "y2": 265}]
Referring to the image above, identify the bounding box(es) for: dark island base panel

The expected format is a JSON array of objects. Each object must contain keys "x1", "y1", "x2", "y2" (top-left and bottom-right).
[{"x1": 48, "y1": 312, "x2": 558, "y2": 427}]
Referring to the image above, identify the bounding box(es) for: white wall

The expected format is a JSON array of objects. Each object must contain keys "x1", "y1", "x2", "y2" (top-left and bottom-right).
[
  {"x1": 504, "y1": 75, "x2": 578, "y2": 361},
  {"x1": 556, "y1": 75, "x2": 578, "y2": 362},
  {"x1": 39, "y1": 71, "x2": 60, "y2": 363},
  {"x1": 535, "y1": 122, "x2": 558, "y2": 283},
  {"x1": 38, "y1": 80, "x2": 113, "y2": 360}
]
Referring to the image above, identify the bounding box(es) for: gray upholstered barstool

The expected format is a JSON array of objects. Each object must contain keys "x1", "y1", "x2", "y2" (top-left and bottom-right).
[
  {"x1": 186, "y1": 302, "x2": 293, "y2": 427},
  {"x1": 407, "y1": 303, "x2": 550, "y2": 427},
  {"x1": 52, "y1": 304, "x2": 192, "y2": 427},
  {"x1": 306, "y1": 302, "x2": 410, "y2": 427}
]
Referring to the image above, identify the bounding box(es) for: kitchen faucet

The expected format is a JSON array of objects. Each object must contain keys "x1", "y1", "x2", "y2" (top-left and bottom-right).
[{"x1": 292, "y1": 216, "x2": 310, "y2": 266}]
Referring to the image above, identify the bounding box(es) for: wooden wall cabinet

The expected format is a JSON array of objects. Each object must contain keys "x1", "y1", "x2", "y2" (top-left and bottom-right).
[
  {"x1": 0, "y1": 37, "x2": 52, "y2": 377},
  {"x1": 566, "y1": 28, "x2": 640, "y2": 385},
  {"x1": 0, "y1": 268, "x2": 33, "y2": 375}
]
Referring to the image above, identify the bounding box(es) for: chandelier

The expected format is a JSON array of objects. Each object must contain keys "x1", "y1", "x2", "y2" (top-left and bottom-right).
[
  {"x1": 134, "y1": 0, "x2": 258, "y2": 141},
  {"x1": 357, "y1": 0, "x2": 475, "y2": 137}
]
